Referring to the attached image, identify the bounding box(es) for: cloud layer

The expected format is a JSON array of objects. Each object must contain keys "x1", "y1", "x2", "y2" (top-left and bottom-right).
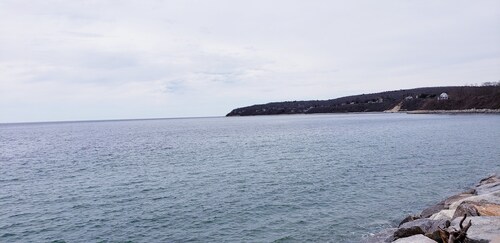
[{"x1": 1, "y1": 0, "x2": 499, "y2": 122}]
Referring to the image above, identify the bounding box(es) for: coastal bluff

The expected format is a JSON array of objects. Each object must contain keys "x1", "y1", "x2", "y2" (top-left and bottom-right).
[
  {"x1": 362, "y1": 174, "x2": 500, "y2": 243},
  {"x1": 226, "y1": 85, "x2": 500, "y2": 116}
]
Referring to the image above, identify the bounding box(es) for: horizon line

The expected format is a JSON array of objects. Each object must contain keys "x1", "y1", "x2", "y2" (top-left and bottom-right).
[{"x1": 0, "y1": 115, "x2": 227, "y2": 125}]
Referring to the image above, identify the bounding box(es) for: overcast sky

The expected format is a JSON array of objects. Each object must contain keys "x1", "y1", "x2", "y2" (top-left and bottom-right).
[{"x1": 1, "y1": 0, "x2": 499, "y2": 122}]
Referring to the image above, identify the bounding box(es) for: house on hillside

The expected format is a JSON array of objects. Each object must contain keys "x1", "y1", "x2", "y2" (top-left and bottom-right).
[
  {"x1": 367, "y1": 98, "x2": 384, "y2": 104},
  {"x1": 405, "y1": 96, "x2": 413, "y2": 100},
  {"x1": 438, "y1": 92, "x2": 449, "y2": 100}
]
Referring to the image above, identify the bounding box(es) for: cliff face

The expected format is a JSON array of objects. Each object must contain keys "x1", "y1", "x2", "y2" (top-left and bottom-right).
[{"x1": 226, "y1": 86, "x2": 500, "y2": 116}]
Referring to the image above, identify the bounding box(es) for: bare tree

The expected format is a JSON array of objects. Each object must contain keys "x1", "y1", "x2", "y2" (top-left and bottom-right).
[{"x1": 438, "y1": 214, "x2": 472, "y2": 243}]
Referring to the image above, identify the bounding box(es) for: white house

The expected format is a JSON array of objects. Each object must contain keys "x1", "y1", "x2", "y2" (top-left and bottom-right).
[{"x1": 438, "y1": 92, "x2": 449, "y2": 100}]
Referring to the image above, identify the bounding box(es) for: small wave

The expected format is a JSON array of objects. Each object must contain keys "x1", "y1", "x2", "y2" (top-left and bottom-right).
[
  {"x1": 1, "y1": 233, "x2": 15, "y2": 238},
  {"x1": 272, "y1": 235, "x2": 295, "y2": 242},
  {"x1": 0, "y1": 178, "x2": 21, "y2": 183},
  {"x1": 71, "y1": 204, "x2": 91, "y2": 209}
]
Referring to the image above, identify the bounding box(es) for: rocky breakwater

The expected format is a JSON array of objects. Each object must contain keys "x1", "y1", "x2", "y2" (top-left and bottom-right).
[{"x1": 363, "y1": 174, "x2": 500, "y2": 243}]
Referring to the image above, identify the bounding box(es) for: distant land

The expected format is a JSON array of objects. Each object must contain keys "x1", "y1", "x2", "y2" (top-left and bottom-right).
[{"x1": 226, "y1": 84, "x2": 500, "y2": 116}]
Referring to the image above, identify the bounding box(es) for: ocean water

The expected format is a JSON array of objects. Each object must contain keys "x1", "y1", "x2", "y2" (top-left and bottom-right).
[{"x1": 1, "y1": 113, "x2": 499, "y2": 242}]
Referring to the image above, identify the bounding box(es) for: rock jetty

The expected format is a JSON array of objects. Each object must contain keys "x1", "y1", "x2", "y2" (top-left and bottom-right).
[{"x1": 363, "y1": 174, "x2": 500, "y2": 243}]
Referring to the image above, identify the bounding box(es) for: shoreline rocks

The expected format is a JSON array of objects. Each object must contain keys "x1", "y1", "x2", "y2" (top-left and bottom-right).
[{"x1": 363, "y1": 174, "x2": 500, "y2": 243}]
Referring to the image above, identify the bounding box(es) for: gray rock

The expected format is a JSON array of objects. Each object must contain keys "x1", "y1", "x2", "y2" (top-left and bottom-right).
[
  {"x1": 393, "y1": 226, "x2": 424, "y2": 240},
  {"x1": 429, "y1": 209, "x2": 455, "y2": 220},
  {"x1": 476, "y1": 173, "x2": 500, "y2": 195},
  {"x1": 452, "y1": 201, "x2": 480, "y2": 219},
  {"x1": 392, "y1": 234, "x2": 438, "y2": 243},
  {"x1": 398, "y1": 215, "x2": 420, "y2": 227},
  {"x1": 424, "y1": 231, "x2": 443, "y2": 242},
  {"x1": 463, "y1": 188, "x2": 477, "y2": 195},
  {"x1": 395, "y1": 218, "x2": 449, "y2": 240},
  {"x1": 449, "y1": 191, "x2": 500, "y2": 210},
  {"x1": 450, "y1": 216, "x2": 500, "y2": 243},
  {"x1": 399, "y1": 218, "x2": 449, "y2": 232},
  {"x1": 444, "y1": 193, "x2": 475, "y2": 209},
  {"x1": 421, "y1": 201, "x2": 445, "y2": 218},
  {"x1": 478, "y1": 173, "x2": 499, "y2": 186},
  {"x1": 476, "y1": 180, "x2": 500, "y2": 195}
]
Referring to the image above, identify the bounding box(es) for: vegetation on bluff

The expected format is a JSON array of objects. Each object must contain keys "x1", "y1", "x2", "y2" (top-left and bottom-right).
[{"x1": 226, "y1": 84, "x2": 500, "y2": 116}]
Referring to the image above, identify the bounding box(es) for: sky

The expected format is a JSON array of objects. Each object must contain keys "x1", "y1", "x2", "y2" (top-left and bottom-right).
[{"x1": 1, "y1": 0, "x2": 499, "y2": 123}]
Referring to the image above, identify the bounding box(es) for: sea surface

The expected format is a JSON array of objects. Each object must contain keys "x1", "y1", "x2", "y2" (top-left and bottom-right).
[{"x1": 1, "y1": 113, "x2": 499, "y2": 242}]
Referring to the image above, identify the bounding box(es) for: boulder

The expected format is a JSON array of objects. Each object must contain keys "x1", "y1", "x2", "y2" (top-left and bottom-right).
[
  {"x1": 429, "y1": 209, "x2": 455, "y2": 220},
  {"x1": 392, "y1": 234, "x2": 437, "y2": 243},
  {"x1": 452, "y1": 202, "x2": 480, "y2": 219},
  {"x1": 398, "y1": 215, "x2": 420, "y2": 227},
  {"x1": 476, "y1": 181, "x2": 500, "y2": 195},
  {"x1": 475, "y1": 203, "x2": 500, "y2": 216},
  {"x1": 476, "y1": 174, "x2": 500, "y2": 195},
  {"x1": 393, "y1": 226, "x2": 424, "y2": 240},
  {"x1": 425, "y1": 230, "x2": 443, "y2": 242},
  {"x1": 478, "y1": 173, "x2": 499, "y2": 186},
  {"x1": 452, "y1": 200, "x2": 500, "y2": 219},
  {"x1": 443, "y1": 192, "x2": 475, "y2": 208},
  {"x1": 395, "y1": 218, "x2": 449, "y2": 240},
  {"x1": 449, "y1": 191, "x2": 500, "y2": 210},
  {"x1": 421, "y1": 201, "x2": 445, "y2": 218},
  {"x1": 462, "y1": 188, "x2": 477, "y2": 195},
  {"x1": 450, "y1": 216, "x2": 500, "y2": 243}
]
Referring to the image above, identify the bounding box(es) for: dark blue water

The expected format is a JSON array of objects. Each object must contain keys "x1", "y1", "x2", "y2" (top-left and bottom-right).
[{"x1": 1, "y1": 113, "x2": 499, "y2": 242}]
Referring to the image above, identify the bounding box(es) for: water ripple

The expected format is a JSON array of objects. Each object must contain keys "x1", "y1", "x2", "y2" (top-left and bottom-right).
[{"x1": 0, "y1": 114, "x2": 499, "y2": 242}]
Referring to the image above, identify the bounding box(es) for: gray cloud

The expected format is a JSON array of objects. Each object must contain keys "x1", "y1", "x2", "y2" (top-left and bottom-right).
[{"x1": 1, "y1": 0, "x2": 499, "y2": 122}]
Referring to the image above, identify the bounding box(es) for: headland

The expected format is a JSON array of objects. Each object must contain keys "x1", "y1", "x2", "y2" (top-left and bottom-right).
[{"x1": 226, "y1": 85, "x2": 500, "y2": 116}]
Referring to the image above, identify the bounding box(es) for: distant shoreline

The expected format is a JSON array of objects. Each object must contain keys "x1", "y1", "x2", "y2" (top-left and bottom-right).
[
  {"x1": 406, "y1": 109, "x2": 500, "y2": 114},
  {"x1": 226, "y1": 85, "x2": 500, "y2": 116}
]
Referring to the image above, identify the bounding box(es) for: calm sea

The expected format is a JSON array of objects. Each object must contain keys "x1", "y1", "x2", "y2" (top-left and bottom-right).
[{"x1": 1, "y1": 113, "x2": 499, "y2": 242}]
